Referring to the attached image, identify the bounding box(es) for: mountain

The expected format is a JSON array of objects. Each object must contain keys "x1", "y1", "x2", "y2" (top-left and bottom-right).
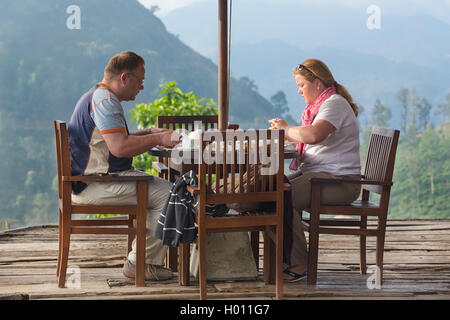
[
  {"x1": 230, "y1": 39, "x2": 450, "y2": 127},
  {"x1": 162, "y1": 1, "x2": 450, "y2": 67},
  {"x1": 162, "y1": 1, "x2": 450, "y2": 127},
  {"x1": 0, "y1": 0, "x2": 280, "y2": 228}
]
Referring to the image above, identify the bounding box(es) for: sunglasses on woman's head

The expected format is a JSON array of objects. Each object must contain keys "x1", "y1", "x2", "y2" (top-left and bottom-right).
[{"x1": 295, "y1": 64, "x2": 315, "y2": 76}]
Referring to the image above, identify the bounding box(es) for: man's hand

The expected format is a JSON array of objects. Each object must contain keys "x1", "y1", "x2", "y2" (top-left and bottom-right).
[{"x1": 157, "y1": 130, "x2": 181, "y2": 148}]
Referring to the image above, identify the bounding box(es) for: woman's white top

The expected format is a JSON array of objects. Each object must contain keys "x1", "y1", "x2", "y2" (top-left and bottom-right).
[{"x1": 301, "y1": 94, "x2": 361, "y2": 176}]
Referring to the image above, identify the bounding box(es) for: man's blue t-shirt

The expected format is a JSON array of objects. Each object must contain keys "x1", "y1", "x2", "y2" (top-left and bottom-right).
[{"x1": 68, "y1": 83, "x2": 132, "y2": 194}]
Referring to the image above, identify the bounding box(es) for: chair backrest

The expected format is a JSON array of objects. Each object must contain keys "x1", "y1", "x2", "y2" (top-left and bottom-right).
[
  {"x1": 54, "y1": 120, "x2": 72, "y2": 199},
  {"x1": 363, "y1": 126, "x2": 400, "y2": 194},
  {"x1": 197, "y1": 129, "x2": 285, "y2": 205},
  {"x1": 157, "y1": 115, "x2": 218, "y2": 132}
]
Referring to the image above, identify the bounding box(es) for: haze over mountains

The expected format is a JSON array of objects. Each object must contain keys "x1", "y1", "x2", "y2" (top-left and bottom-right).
[
  {"x1": 0, "y1": 0, "x2": 448, "y2": 227},
  {"x1": 161, "y1": 0, "x2": 450, "y2": 126},
  {"x1": 0, "y1": 0, "x2": 280, "y2": 227}
]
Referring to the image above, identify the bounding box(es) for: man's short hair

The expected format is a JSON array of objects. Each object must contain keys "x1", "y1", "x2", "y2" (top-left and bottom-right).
[{"x1": 104, "y1": 51, "x2": 145, "y2": 78}]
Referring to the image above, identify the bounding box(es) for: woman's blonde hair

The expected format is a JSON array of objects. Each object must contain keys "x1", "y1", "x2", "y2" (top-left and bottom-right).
[{"x1": 293, "y1": 58, "x2": 358, "y2": 116}]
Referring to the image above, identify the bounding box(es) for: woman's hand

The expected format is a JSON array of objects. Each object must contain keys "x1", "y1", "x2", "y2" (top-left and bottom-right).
[{"x1": 268, "y1": 118, "x2": 288, "y2": 130}]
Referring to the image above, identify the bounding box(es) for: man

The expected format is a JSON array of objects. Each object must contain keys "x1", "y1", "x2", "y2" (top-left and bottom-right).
[{"x1": 68, "y1": 51, "x2": 180, "y2": 281}]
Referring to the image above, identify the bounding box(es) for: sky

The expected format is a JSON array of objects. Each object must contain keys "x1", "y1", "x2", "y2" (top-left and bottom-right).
[
  {"x1": 136, "y1": 0, "x2": 450, "y2": 124},
  {"x1": 139, "y1": 0, "x2": 450, "y2": 24},
  {"x1": 138, "y1": 0, "x2": 200, "y2": 16}
]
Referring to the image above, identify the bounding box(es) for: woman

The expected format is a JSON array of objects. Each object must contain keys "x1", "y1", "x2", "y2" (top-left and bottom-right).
[{"x1": 269, "y1": 59, "x2": 361, "y2": 281}]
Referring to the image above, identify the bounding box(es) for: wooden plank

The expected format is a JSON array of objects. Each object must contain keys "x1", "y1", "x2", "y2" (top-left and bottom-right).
[{"x1": 1, "y1": 221, "x2": 450, "y2": 300}]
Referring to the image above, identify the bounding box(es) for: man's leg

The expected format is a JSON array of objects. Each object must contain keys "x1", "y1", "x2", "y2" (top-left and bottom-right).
[
  {"x1": 126, "y1": 174, "x2": 172, "y2": 265},
  {"x1": 72, "y1": 169, "x2": 172, "y2": 266}
]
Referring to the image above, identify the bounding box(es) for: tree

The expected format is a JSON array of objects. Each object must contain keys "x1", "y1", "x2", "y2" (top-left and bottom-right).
[
  {"x1": 130, "y1": 81, "x2": 217, "y2": 129},
  {"x1": 130, "y1": 81, "x2": 217, "y2": 173},
  {"x1": 149, "y1": 5, "x2": 160, "y2": 14},
  {"x1": 397, "y1": 87, "x2": 410, "y2": 133},
  {"x1": 238, "y1": 76, "x2": 258, "y2": 92},
  {"x1": 389, "y1": 123, "x2": 450, "y2": 219},
  {"x1": 408, "y1": 90, "x2": 432, "y2": 132},
  {"x1": 270, "y1": 90, "x2": 289, "y2": 116},
  {"x1": 357, "y1": 104, "x2": 369, "y2": 131},
  {"x1": 372, "y1": 99, "x2": 391, "y2": 127},
  {"x1": 438, "y1": 93, "x2": 450, "y2": 123},
  {"x1": 418, "y1": 98, "x2": 432, "y2": 131}
]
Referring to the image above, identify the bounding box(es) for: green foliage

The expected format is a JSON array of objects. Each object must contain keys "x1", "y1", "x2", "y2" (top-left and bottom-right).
[
  {"x1": 0, "y1": 0, "x2": 448, "y2": 227},
  {"x1": 438, "y1": 93, "x2": 450, "y2": 123},
  {"x1": 388, "y1": 125, "x2": 450, "y2": 218},
  {"x1": 0, "y1": 0, "x2": 277, "y2": 228},
  {"x1": 130, "y1": 81, "x2": 217, "y2": 129},
  {"x1": 395, "y1": 87, "x2": 433, "y2": 135},
  {"x1": 372, "y1": 99, "x2": 391, "y2": 128},
  {"x1": 130, "y1": 81, "x2": 217, "y2": 173},
  {"x1": 358, "y1": 89, "x2": 450, "y2": 219}
]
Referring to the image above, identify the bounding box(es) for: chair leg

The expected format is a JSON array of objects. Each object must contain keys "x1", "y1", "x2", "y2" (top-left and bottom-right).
[
  {"x1": 263, "y1": 231, "x2": 272, "y2": 284},
  {"x1": 360, "y1": 216, "x2": 367, "y2": 275},
  {"x1": 178, "y1": 243, "x2": 190, "y2": 286},
  {"x1": 166, "y1": 247, "x2": 178, "y2": 272},
  {"x1": 127, "y1": 215, "x2": 134, "y2": 256},
  {"x1": 307, "y1": 185, "x2": 321, "y2": 286},
  {"x1": 376, "y1": 218, "x2": 387, "y2": 285},
  {"x1": 276, "y1": 225, "x2": 284, "y2": 300},
  {"x1": 198, "y1": 226, "x2": 207, "y2": 300},
  {"x1": 135, "y1": 181, "x2": 148, "y2": 287},
  {"x1": 56, "y1": 209, "x2": 62, "y2": 277},
  {"x1": 58, "y1": 215, "x2": 71, "y2": 288},
  {"x1": 250, "y1": 231, "x2": 260, "y2": 272},
  {"x1": 307, "y1": 228, "x2": 319, "y2": 285},
  {"x1": 135, "y1": 211, "x2": 146, "y2": 287}
]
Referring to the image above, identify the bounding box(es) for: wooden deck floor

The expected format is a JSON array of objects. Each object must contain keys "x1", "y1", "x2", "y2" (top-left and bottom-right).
[{"x1": 0, "y1": 219, "x2": 449, "y2": 300}]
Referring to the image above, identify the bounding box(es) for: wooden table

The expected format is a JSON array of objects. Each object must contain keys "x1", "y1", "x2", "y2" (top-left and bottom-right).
[{"x1": 148, "y1": 144, "x2": 298, "y2": 180}]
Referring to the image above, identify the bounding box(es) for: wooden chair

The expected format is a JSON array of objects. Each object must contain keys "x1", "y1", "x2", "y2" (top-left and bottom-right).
[
  {"x1": 54, "y1": 120, "x2": 152, "y2": 288},
  {"x1": 180, "y1": 129, "x2": 286, "y2": 299},
  {"x1": 302, "y1": 126, "x2": 400, "y2": 285},
  {"x1": 152, "y1": 115, "x2": 240, "y2": 271},
  {"x1": 152, "y1": 115, "x2": 219, "y2": 271}
]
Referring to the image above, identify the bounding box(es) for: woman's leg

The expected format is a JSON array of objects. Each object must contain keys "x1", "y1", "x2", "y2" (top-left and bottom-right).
[{"x1": 285, "y1": 171, "x2": 361, "y2": 278}]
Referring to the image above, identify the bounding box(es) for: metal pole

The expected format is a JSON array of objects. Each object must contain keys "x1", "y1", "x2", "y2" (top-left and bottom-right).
[{"x1": 218, "y1": 0, "x2": 229, "y2": 130}]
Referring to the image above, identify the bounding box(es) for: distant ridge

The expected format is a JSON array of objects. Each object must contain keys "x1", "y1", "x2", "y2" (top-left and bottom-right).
[{"x1": 0, "y1": 0, "x2": 280, "y2": 227}]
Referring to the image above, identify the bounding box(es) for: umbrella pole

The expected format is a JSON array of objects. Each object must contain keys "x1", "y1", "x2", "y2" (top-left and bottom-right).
[{"x1": 218, "y1": 0, "x2": 229, "y2": 130}]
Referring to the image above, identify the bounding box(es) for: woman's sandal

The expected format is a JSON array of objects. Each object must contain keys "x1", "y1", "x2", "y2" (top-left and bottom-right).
[{"x1": 283, "y1": 268, "x2": 307, "y2": 282}]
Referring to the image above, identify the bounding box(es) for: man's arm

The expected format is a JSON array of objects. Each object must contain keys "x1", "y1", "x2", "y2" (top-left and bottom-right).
[
  {"x1": 130, "y1": 127, "x2": 170, "y2": 136},
  {"x1": 103, "y1": 130, "x2": 180, "y2": 158}
]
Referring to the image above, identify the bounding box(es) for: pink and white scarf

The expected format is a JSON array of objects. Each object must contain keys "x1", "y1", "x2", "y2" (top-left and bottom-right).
[{"x1": 289, "y1": 86, "x2": 337, "y2": 171}]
